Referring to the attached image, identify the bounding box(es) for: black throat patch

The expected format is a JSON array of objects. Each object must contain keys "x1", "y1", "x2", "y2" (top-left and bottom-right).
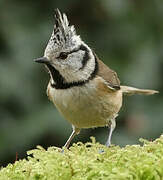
[{"x1": 47, "y1": 54, "x2": 98, "y2": 89}]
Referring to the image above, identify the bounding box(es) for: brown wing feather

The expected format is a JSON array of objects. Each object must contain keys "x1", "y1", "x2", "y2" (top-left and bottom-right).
[{"x1": 96, "y1": 55, "x2": 120, "y2": 90}]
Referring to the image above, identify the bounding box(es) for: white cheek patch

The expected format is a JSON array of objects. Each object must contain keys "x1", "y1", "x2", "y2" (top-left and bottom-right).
[
  {"x1": 59, "y1": 49, "x2": 95, "y2": 83},
  {"x1": 53, "y1": 46, "x2": 84, "y2": 69},
  {"x1": 68, "y1": 51, "x2": 85, "y2": 71}
]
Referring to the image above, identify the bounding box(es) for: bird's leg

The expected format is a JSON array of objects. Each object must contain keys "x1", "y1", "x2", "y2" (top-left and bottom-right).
[
  {"x1": 63, "y1": 125, "x2": 80, "y2": 149},
  {"x1": 105, "y1": 118, "x2": 116, "y2": 147}
]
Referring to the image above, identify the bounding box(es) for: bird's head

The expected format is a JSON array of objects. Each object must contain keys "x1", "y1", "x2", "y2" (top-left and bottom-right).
[{"x1": 34, "y1": 9, "x2": 96, "y2": 89}]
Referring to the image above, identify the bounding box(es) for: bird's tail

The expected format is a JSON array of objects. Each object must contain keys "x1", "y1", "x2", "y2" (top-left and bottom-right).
[{"x1": 120, "y1": 85, "x2": 159, "y2": 95}]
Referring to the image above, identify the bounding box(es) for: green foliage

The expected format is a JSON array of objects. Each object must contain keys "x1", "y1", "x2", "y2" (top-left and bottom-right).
[{"x1": 0, "y1": 135, "x2": 163, "y2": 180}]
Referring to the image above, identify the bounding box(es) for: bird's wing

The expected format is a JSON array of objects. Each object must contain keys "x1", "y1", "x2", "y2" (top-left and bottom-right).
[{"x1": 96, "y1": 56, "x2": 120, "y2": 91}]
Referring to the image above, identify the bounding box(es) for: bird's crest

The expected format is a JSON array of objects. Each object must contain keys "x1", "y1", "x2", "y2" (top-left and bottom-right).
[{"x1": 47, "y1": 9, "x2": 77, "y2": 50}]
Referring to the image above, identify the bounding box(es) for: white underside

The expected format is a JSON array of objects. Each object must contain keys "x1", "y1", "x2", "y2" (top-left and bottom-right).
[{"x1": 47, "y1": 77, "x2": 123, "y2": 129}]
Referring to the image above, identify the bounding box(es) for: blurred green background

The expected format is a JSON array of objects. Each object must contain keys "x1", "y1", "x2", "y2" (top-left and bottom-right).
[{"x1": 0, "y1": 0, "x2": 163, "y2": 167}]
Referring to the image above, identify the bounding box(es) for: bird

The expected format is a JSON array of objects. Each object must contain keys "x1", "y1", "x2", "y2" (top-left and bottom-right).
[{"x1": 34, "y1": 9, "x2": 158, "y2": 148}]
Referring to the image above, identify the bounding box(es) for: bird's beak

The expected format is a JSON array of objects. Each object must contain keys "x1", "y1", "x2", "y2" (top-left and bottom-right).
[{"x1": 34, "y1": 57, "x2": 50, "y2": 64}]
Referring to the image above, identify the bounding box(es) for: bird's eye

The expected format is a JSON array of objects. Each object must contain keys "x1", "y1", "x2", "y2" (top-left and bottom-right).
[{"x1": 58, "y1": 52, "x2": 68, "y2": 59}]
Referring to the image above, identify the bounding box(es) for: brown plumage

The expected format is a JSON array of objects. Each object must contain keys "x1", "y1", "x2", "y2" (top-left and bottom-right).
[
  {"x1": 96, "y1": 57, "x2": 120, "y2": 90},
  {"x1": 95, "y1": 56, "x2": 158, "y2": 95}
]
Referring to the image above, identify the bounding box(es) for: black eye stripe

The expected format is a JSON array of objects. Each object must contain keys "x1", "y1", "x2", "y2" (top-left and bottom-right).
[
  {"x1": 68, "y1": 44, "x2": 89, "y2": 54},
  {"x1": 57, "y1": 44, "x2": 89, "y2": 59},
  {"x1": 78, "y1": 44, "x2": 89, "y2": 52},
  {"x1": 79, "y1": 50, "x2": 90, "y2": 70},
  {"x1": 59, "y1": 44, "x2": 89, "y2": 56}
]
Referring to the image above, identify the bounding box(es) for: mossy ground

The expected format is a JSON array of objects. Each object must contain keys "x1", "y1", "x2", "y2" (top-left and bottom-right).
[{"x1": 0, "y1": 135, "x2": 163, "y2": 180}]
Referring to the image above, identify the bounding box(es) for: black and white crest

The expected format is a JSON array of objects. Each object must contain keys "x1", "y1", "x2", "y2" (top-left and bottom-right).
[
  {"x1": 53, "y1": 9, "x2": 76, "y2": 44},
  {"x1": 44, "y1": 9, "x2": 80, "y2": 58}
]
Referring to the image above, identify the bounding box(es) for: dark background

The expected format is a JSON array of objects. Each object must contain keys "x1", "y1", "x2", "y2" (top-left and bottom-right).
[{"x1": 0, "y1": 0, "x2": 163, "y2": 167}]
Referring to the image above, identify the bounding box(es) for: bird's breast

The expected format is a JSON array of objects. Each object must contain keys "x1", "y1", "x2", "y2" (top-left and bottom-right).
[{"x1": 47, "y1": 77, "x2": 123, "y2": 128}]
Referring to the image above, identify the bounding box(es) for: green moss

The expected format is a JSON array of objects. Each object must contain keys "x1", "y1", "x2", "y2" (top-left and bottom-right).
[{"x1": 0, "y1": 135, "x2": 163, "y2": 180}]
